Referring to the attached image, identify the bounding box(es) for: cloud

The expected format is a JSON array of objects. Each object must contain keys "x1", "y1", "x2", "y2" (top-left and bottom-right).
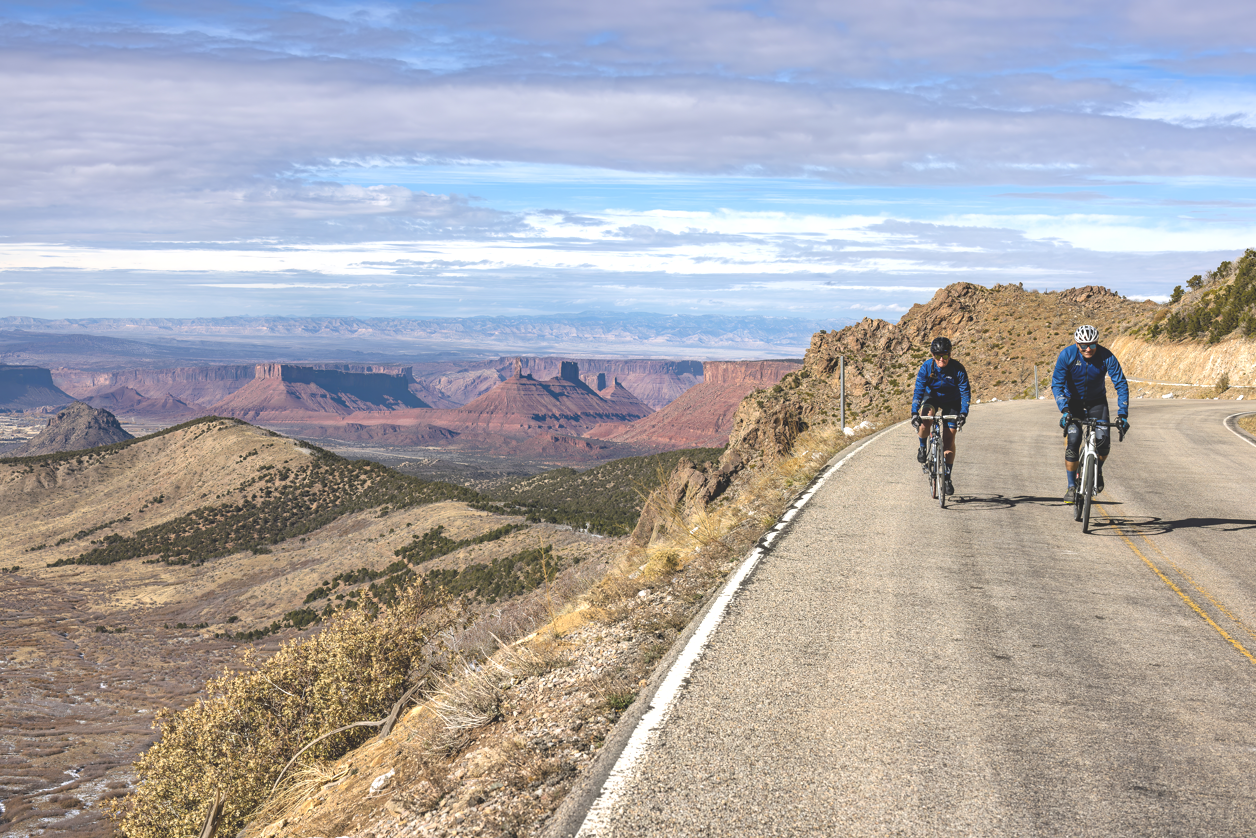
[{"x1": 1, "y1": 2, "x2": 1253, "y2": 321}]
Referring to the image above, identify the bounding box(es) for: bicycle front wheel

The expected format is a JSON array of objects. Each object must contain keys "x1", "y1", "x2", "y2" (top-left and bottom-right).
[
  {"x1": 1081, "y1": 456, "x2": 1094, "y2": 533},
  {"x1": 928, "y1": 439, "x2": 939, "y2": 499},
  {"x1": 937, "y1": 440, "x2": 947, "y2": 509}
]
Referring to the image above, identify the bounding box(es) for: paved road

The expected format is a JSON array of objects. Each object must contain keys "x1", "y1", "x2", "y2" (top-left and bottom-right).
[{"x1": 563, "y1": 400, "x2": 1256, "y2": 837}]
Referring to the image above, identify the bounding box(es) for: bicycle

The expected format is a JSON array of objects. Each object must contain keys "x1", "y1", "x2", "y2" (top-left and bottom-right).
[
  {"x1": 1069, "y1": 417, "x2": 1126, "y2": 533},
  {"x1": 921, "y1": 412, "x2": 961, "y2": 508}
]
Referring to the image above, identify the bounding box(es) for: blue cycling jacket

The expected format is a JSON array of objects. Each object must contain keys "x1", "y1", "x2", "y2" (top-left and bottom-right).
[
  {"x1": 1051, "y1": 344, "x2": 1129, "y2": 416},
  {"x1": 912, "y1": 358, "x2": 971, "y2": 415}
]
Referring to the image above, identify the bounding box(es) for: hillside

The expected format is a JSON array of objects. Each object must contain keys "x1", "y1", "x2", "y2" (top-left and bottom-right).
[
  {"x1": 1140, "y1": 249, "x2": 1256, "y2": 344},
  {"x1": 84, "y1": 386, "x2": 206, "y2": 422},
  {"x1": 1105, "y1": 251, "x2": 1256, "y2": 397},
  {"x1": 0, "y1": 418, "x2": 620, "y2": 838},
  {"x1": 481, "y1": 446, "x2": 724, "y2": 535}
]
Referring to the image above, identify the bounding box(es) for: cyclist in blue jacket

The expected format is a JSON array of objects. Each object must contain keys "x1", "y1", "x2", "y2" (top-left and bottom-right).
[
  {"x1": 911, "y1": 337, "x2": 971, "y2": 496},
  {"x1": 1052, "y1": 325, "x2": 1130, "y2": 504}
]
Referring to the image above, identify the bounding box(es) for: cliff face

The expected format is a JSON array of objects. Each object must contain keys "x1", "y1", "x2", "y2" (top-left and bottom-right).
[
  {"x1": 431, "y1": 364, "x2": 654, "y2": 438},
  {"x1": 0, "y1": 365, "x2": 74, "y2": 410},
  {"x1": 8, "y1": 401, "x2": 133, "y2": 456},
  {"x1": 54, "y1": 365, "x2": 256, "y2": 405},
  {"x1": 700, "y1": 360, "x2": 801, "y2": 386},
  {"x1": 211, "y1": 364, "x2": 428, "y2": 421},
  {"x1": 516, "y1": 358, "x2": 703, "y2": 409},
  {"x1": 593, "y1": 359, "x2": 800, "y2": 450},
  {"x1": 408, "y1": 358, "x2": 703, "y2": 411}
]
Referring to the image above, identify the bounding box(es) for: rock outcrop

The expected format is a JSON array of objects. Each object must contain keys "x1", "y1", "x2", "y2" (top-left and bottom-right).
[
  {"x1": 591, "y1": 360, "x2": 800, "y2": 450},
  {"x1": 7, "y1": 401, "x2": 133, "y2": 456},
  {"x1": 0, "y1": 365, "x2": 74, "y2": 410}
]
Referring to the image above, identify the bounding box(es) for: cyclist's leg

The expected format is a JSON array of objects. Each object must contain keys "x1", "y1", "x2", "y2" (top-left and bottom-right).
[
  {"x1": 917, "y1": 402, "x2": 936, "y2": 461},
  {"x1": 918, "y1": 401, "x2": 937, "y2": 439},
  {"x1": 1090, "y1": 402, "x2": 1111, "y2": 463},
  {"x1": 1064, "y1": 401, "x2": 1084, "y2": 479},
  {"x1": 941, "y1": 404, "x2": 959, "y2": 465},
  {"x1": 1063, "y1": 401, "x2": 1083, "y2": 502},
  {"x1": 1090, "y1": 403, "x2": 1110, "y2": 492}
]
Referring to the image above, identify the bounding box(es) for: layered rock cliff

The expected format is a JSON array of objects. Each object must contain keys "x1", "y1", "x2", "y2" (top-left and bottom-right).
[
  {"x1": 517, "y1": 358, "x2": 703, "y2": 409},
  {"x1": 0, "y1": 365, "x2": 74, "y2": 410},
  {"x1": 54, "y1": 365, "x2": 256, "y2": 405},
  {"x1": 593, "y1": 359, "x2": 800, "y2": 450},
  {"x1": 429, "y1": 362, "x2": 653, "y2": 438},
  {"x1": 211, "y1": 364, "x2": 429, "y2": 421}
]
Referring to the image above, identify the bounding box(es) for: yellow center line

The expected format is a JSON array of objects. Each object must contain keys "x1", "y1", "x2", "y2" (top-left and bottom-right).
[
  {"x1": 1099, "y1": 505, "x2": 1256, "y2": 667},
  {"x1": 1102, "y1": 502, "x2": 1256, "y2": 646}
]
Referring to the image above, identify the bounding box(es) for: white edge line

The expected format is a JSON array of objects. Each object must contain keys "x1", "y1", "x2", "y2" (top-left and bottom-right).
[
  {"x1": 573, "y1": 434, "x2": 879, "y2": 837},
  {"x1": 1224, "y1": 412, "x2": 1256, "y2": 449}
]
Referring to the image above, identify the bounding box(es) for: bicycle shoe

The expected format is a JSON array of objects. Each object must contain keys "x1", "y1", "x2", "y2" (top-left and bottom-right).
[
  {"x1": 944, "y1": 477, "x2": 954, "y2": 495},
  {"x1": 916, "y1": 445, "x2": 926, "y2": 463},
  {"x1": 1064, "y1": 485, "x2": 1076, "y2": 504},
  {"x1": 1095, "y1": 469, "x2": 1104, "y2": 494}
]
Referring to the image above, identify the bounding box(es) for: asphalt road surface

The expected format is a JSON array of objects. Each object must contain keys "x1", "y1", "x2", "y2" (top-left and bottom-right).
[{"x1": 561, "y1": 400, "x2": 1256, "y2": 837}]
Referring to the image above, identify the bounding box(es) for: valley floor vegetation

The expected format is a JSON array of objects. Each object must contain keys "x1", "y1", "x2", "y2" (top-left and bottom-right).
[{"x1": 479, "y1": 447, "x2": 724, "y2": 536}]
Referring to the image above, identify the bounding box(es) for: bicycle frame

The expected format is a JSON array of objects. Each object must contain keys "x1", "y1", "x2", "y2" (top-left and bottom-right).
[
  {"x1": 1070, "y1": 417, "x2": 1125, "y2": 533},
  {"x1": 921, "y1": 413, "x2": 960, "y2": 508}
]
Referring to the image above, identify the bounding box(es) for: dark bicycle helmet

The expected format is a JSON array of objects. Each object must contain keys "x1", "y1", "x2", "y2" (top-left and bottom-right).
[{"x1": 930, "y1": 337, "x2": 952, "y2": 356}]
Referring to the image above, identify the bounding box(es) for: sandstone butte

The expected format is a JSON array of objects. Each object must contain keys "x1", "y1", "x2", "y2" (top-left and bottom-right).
[
  {"x1": 53, "y1": 363, "x2": 257, "y2": 407},
  {"x1": 50, "y1": 358, "x2": 704, "y2": 414},
  {"x1": 587, "y1": 359, "x2": 802, "y2": 449},
  {"x1": 327, "y1": 361, "x2": 654, "y2": 441},
  {"x1": 0, "y1": 364, "x2": 75, "y2": 410},
  {"x1": 209, "y1": 364, "x2": 430, "y2": 422}
]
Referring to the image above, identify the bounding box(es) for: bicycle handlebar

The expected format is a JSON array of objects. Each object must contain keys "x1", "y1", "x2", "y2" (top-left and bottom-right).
[{"x1": 1065, "y1": 416, "x2": 1126, "y2": 442}]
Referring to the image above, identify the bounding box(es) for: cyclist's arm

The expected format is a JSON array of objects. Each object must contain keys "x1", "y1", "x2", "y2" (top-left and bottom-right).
[
  {"x1": 1051, "y1": 348, "x2": 1071, "y2": 412},
  {"x1": 1105, "y1": 351, "x2": 1130, "y2": 416},
  {"x1": 956, "y1": 365, "x2": 971, "y2": 414},
  {"x1": 911, "y1": 361, "x2": 929, "y2": 414}
]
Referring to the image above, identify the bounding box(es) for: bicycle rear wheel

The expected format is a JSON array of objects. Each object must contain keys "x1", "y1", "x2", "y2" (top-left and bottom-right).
[{"x1": 1081, "y1": 456, "x2": 1094, "y2": 533}]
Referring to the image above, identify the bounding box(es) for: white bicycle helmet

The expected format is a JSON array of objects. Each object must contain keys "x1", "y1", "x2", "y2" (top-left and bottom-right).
[{"x1": 1074, "y1": 324, "x2": 1099, "y2": 344}]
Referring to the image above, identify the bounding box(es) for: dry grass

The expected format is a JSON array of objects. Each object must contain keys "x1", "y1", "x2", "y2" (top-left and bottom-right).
[{"x1": 1238, "y1": 414, "x2": 1256, "y2": 437}]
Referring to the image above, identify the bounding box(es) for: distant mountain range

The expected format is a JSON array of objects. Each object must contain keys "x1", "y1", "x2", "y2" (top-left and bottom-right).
[{"x1": 0, "y1": 312, "x2": 839, "y2": 362}]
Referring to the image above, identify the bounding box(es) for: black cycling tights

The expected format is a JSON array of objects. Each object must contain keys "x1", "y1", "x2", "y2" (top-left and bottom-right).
[{"x1": 1065, "y1": 402, "x2": 1110, "y2": 461}]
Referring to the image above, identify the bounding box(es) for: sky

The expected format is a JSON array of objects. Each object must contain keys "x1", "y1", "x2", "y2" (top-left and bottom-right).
[{"x1": 1, "y1": 0, "x2": 1255, "y2": 323}]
